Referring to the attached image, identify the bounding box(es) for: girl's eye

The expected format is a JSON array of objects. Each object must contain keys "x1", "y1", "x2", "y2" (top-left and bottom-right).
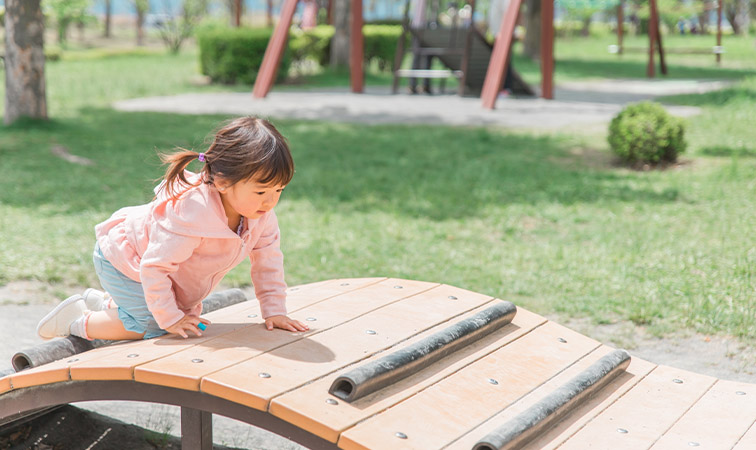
[{"x1": 255, "y1": 192, "x2": 265, "y2": 195}]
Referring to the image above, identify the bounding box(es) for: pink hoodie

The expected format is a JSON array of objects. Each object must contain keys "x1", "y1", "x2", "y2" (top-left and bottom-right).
[{"x1": 94, "y1": 172, "x2": 287, "y2": 329}]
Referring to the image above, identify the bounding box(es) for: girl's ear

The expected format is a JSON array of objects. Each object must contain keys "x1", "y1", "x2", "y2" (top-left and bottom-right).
[{"x1": 214, "y1": 178, "x2": 230, "y2": 193}]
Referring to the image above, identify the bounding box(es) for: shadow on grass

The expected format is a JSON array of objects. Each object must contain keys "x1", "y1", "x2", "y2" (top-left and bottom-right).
[
  {"x1": 0, "y1": 109, "x2": 680, "y2": 220},
  {"x1": 661, "y1": 79, "x2": 756, "y2": 106}
]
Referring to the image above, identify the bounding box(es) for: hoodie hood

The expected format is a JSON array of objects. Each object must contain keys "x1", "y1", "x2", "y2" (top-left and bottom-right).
[{"x1": 152, "y1": 171, "x2": 245, "y2": 238}]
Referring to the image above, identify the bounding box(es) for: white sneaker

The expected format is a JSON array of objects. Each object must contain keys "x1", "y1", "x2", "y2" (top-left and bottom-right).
[
  {"x1": 82, "y1": 288, "x2": 108, "y2": 311},
  {"x1": 36, "y1": 295, "x2": 87, "y2": 340}
]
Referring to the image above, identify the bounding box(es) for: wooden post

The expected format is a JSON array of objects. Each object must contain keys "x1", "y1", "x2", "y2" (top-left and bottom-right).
[
  {"x1": 716, "y1": 0, "x2": 722, "y2": 63},
  {"x1": 350, "y1": 0, "x2": 365, "y2": 93},
  {"x1": 253, "y1": 0, "x2": 300, "y2": 98},
  {"x1": 481, "y1": 0, "x2": 525, "y2": 108},
  {"x1": 655, "y1": 9, "x2": 667, "y2": 75},
  {"x1": 181, "y1": 407, "x2": 212, "y2": 450},
  {"x1": 458, "y1": 0, "x2": 477, "y2": 96},
  {"x1": 540, "y1": 0, "x2": 555, "y2": 99},
  {"x1": 235, "y1": 0, "x2": 242, "y2": 27},
  {"x1": 617, "y1": 1, "x2": 623, "y2": 54},
  {"x1": 647, "y1": 0, "x2": 659, "y2": 77}
]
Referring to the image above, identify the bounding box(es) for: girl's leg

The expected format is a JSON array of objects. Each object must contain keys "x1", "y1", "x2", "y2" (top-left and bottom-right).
[{"x1": 86, "y1": 309, "x2": 146, "y2": 340}]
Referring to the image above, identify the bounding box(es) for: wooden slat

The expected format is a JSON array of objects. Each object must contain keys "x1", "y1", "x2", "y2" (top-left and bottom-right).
[
  {"x1": 8, "y1": 343, "x2": 118, "y2": 389},
  {"x1": 133, "y1": 279, "x2": 432, "y2": 391},
  {"x1": 557, "y1": 365, "x2": 716, "y2": 449},
  {"x1": 270, "y1": 308, "x2": 547, "y2": 443},
  {"x1": 650, "y1": 379, "x2": 756, "y2": 449},
  {"x1": 445, "y1": 346, "x2": 655, "y2": 450},
  {"x1": 732, "y1": 421, "x2": 756, "y2": 449},
  {"x1": 73, "y1": 279, "x2": 383, "y2": 382},
  {"x1": 201, "y1": 282, "x2": 491, "y2": 411},
  {"x1": 0, "y1": 375, "x2": 11, "y2": 394},
  {"x1": 520, "y1": 356, "x2": 656, "y2": 450},
  {"x1": 337, "y1": 321, "x2": 601, "y2": 450}
]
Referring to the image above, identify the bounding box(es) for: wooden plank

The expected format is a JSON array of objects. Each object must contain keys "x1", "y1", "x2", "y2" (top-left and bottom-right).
[
  {"x1": 650, "y1": 379, "x2": 756, "y2": 450},
  {"x1": 135, "y1": 279, "x2": 436, "y2": 391},
  {"x1": 337, "y1": 321, "x2": 601, "y2": 450},
  {"x1": 73, "y1": 279, "x2": 385, "y2": 382},
  {"x1": 270, "y1": 308, "x2": 547, "y2": 443},
  {"x1": 732, "y1": 421, "x2": 756, "y2": 450},
  {"x1": 520, "y1": 356, "x2": 656, "y2": 450},
  {"x1": 557, "y1": 365, "x2": 716, "y2": 449},
  {"x1": 201, "y1": 283, "x2": 492, "y2": 411},
  {"x1": 445, "y1": 348, "x2": 655, "y2": 450},
  {"x1": 0, "y1": 375, "x2": 11, "y2": 394}
]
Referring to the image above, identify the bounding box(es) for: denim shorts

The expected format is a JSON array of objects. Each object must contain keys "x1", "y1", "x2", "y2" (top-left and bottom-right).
[{"x1": 93, "y1": 243, "x2": 167, "y2": 339}]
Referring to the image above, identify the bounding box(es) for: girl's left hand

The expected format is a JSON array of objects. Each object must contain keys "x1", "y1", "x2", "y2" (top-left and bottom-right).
[{"x1": 265, "y1": 315, "x2": 310, "y2": 332}]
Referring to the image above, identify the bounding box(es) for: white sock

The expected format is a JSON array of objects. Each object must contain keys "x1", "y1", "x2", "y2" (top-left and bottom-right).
[
  {"x1": 103, "y1": 294, "x2": 116, "y2": 310},
  {"x1": 69, "y1": 312, "x2": 92, "y2": 340}
]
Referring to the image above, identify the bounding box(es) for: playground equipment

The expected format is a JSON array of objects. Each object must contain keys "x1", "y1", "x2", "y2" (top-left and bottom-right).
[
  {"x1": 3, "y1": 278, "x2": 755, "y2": 449},
  {"x1": 391, "y1": 0, "x2": 535, "y2": 97},
  {"x1": 611, "y1": 0, "x2": 725, "y2": 65}
]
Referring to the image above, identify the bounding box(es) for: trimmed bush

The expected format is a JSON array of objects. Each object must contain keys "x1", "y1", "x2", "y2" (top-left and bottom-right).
[
  {"x1": 608, "y1": 102, "x2": 686, "y2": 165},
  {"x1": 197, "y1": 27, "x2": 291, "y2": 85}
]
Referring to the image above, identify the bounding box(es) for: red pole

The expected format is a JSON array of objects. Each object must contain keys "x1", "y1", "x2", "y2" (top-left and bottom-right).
[
  {"x1": 647, "y1": 0, "x2": 659, "y2": 77},
  {"x1": 235, "y1": 0, "x2": 242, "y2": 27},
  {"x1": 350, "y1": 0, "x2": 364, "y2": 93},
  {"x1": 617, "y1": 1, "x2": 623, "y2": 54},
  {"x1": 716, "y1": 0, "x2": 722, "y2": 63},
  {"x1": 481, "y1": 0, "x2": 525, "y2": 108},
  {"x1": 540, "y1": 0, "x2": 555, "y2": 99},
  {"x1": 253, "y1": 0, "x2": 300, "y2": 98}
]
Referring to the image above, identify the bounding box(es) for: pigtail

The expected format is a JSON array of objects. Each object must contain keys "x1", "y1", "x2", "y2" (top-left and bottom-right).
[{"x1": 159, "y1": 149, "x2": 204, "y2": 200}]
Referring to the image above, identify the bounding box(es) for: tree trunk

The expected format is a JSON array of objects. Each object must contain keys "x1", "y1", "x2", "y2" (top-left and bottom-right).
[
  {"x1": 267, "y1": 0, "x2": 274, "y2": 27},
  {"x1": 735, "y1": 0, "x2": 750, "y2": 35},
  {"x1": 4, "y1": 0, "x2": 48, "y2": 125},
  {"x1": 330, "y1": 0, "x2": 350, "y2": 68},
  {"x1": 725, "y1": 3, "x2": 739, "y2": 34},
  {"x1": 104, "y1": 0, "x2": 112, "y2": 38},
  {"x1": 136, "y1": 6, "x2": 146, "y2": 46},
  {"x1": 523, "y1": 0, "x2": 541, "y2": 60},
  {"x1": 234, "y1": 0, "x2": 242, "y2": 27}
]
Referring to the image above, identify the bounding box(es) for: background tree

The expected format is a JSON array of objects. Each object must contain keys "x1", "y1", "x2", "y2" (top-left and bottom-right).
[
  {"x1": 4, "y1": 0, "x2": 48, "y2": 125},
  {"x1": 44, "y1": 0, "x2": 92, "y2": 46},
  {"x1": 103, "y1": 0, "x2": 112, "y2": 37},
  {"x1": 330, "y1": 0, "x2": 350, "y2": 67},
  {"x1": 523, "y1": 0, "x2": 541, "y2": 60},
  {"x1": 157, "y1": 0, "x2": 207, "y2": 53},
  {"x1": 724, "y1": 0, "x2": 751, "y2": 35},
  {"x1": 132, "y1": 0, "x2": 149, "y2": 45}
]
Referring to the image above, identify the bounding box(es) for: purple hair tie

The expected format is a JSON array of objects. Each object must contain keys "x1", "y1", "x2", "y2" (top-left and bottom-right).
[{"x1": 198, "y1": 153, "x2": 206, "y2": 162}]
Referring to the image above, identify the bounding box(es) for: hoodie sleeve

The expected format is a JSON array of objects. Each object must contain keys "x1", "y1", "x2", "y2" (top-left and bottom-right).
[
  {"x1": 249, "y1": 211, "x2": 288, "y2": 319},
  {"x1": 140, "y1": 224, "x2": 203, "y2": 329}
]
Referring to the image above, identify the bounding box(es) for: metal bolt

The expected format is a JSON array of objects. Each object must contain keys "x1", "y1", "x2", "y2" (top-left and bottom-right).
[
  {"x1": 394, "y1": 285, "x2": 403, "y2": 289},
  {"x1": 617, "y1": 428, "x2": 629, "y2": 434},
  {"x1": 67, "y1": 358, "x2": 79, "y2": 363},
  {"x1": 326, "y1": 398, "x2": 338, "y2": 405},
  {"x1": 558, "y1": 338, "x2": 567, "y2": 343},
  {"x1": 448, "y1": 295, "x2": 458, "y2": 300},
  {"x1": 191, "y1": 359, "x2": 204, "y2": 364},
  {"x1": 487, "y1": 378, "x2": 499, "y2": 385},
  {"x1": 259, "y1": 372, "x2": 271, "y2": 378},
  {"x1": 395, "y1": 432, "x2": 408, "y2": 439},
  {"x1": 340, "y1": 283, "x2": 350, "y2": 286},
  {"x1": 248, "y1": 314, "x2": 258, "y2": 318},
  {"x1": 736, "y1": 391, "x2": 747, "y2": 395},
  {"x1": 688, "y1": 442, "x2": 700, "y2": 447},
  {"x1": 366, "y1": 330, "x2": 377, "y2": 335},
  {"x1": 127, "y1": 354, "x2": 139, "y2": 358},
  {"x1": 290, "y1": 287, "x2": 300, "y2": 291},
  {"x1": 306, "y1": 317, "x2": 317, "y2": 321},
  {"x1": 673, "y1": 379, "x2": 684, "y2": 384}
]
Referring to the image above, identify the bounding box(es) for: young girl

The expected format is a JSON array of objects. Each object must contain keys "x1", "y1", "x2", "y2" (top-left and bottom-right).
[{"x1": 37, "y1": 117, "x2": 309, "y2": 340}]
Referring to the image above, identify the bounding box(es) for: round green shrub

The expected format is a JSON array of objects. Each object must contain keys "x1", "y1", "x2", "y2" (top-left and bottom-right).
[{"x1": 608, "y1": 101, "x2": 687, "y2": 165}]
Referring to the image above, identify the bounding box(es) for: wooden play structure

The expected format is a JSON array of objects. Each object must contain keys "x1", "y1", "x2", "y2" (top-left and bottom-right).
[
  {"x1": 252, "y1": 0, "x2": 678, "y2": 109},
  {"x1": 2, "y1": 278, "x2": 756, "y2": 449}
]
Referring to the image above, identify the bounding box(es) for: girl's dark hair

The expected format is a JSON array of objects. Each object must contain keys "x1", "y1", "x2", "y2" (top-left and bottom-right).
[{"x1": 159, "y1": 117, "x2": 294, "y2": 200}]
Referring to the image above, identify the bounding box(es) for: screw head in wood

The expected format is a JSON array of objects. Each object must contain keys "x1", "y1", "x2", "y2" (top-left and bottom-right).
[
  {"x1": 688, "y1": 442, "x2": 700, "y2": 447},
  {"x1": 326, "y1": 398, "x2": 338, "y2": 405},
  {"x1": 395, "y1": 432, "x2": 408, "y2": 439},
  {"x1": 617, "y1": 428, "x2": 629, "y2": 434},
  {"x1": 673, "y1": 379, "x2": 684, "y2": 384},
  {"x1": 127, "y1": 354, "x2": 139, "y2": 358},
  {"x1": 487, "y1": 378, "x2": 499, "y2": 385},
  {"x1": 558, "y1": 337, "x2": 567, "y2": 343},
  {"x1": 259, "y1": 372, "x2": 271, "y2": 378},
  {"x1": 448, "y1": 295, "x2": 458, "y2": 300},
  {"x1": 67, "y1": 358, "x2": 79, "y2": 363},
  {"x1": 191, "y1": 359, "x2": 204, "y2": 364},
  {"x1": 366, "y1": 330, "x2": 377, "y2": 335},
  {"x1": 394, "y1": 285, "x2": 403, "y2": 289},
  {"x1": 248, "y1": 314, "x2": 258, "y2": 318},
  {"x1": 736, "y1": 391, "x2": 746, "y2": 395}
]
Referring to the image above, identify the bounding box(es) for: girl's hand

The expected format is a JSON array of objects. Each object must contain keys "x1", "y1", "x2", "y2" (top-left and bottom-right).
[
  {"x1": 165, "y1": 315, "x2": 211, "y2": 339},
  {"x1": 265, "y1": 315, "x2": 309, "y2": 332}
]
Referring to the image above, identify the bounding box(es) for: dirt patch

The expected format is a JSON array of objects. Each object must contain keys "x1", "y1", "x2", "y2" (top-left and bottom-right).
[
  {"x1": 0, "y1": 281, "x2": 90, "y2": 306},
  {"x1": 0, "y1": 405, "x2": 244, "y2": 450}
]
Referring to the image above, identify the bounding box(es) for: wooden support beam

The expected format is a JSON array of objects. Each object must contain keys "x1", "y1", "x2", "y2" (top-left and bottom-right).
[
  {"x1": 647, "y1": 0, "x2": 658, "y2": 77},
  {"x1": 350, "y1": 0, "x2": 365, "y2": 93},
  {"x1": 481, "y1": 0, "x2": 524, "y2": 109},
  {"x1": 252, "y1": 0, "x2": 300, "y2": 98},
  {"x1": 181, "y1": 407, "x2": 212, "y2": 450},
  {"x1": 540, "y1": 0, "x2": 555, "y2": 100}
]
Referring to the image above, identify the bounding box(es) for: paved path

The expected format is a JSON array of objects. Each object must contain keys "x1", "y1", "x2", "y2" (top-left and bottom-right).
[{"x1": 114, "y1": 79, "x2": 730, "y2": 129}]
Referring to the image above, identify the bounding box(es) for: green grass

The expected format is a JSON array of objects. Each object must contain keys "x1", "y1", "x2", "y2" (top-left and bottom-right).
[{"x1": 1, "y1": 34, "x2": 756, "y2": 343}]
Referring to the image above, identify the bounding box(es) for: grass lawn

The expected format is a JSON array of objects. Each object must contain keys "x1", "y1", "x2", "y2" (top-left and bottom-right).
[{"x1": 1, "y1": 34, "x2": 755, "y2": 344}]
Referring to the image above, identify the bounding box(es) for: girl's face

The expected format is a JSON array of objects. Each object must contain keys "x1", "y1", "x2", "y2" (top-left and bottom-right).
[{"x1": 215, "y1": 177, "x2": 286, "y2": 221}]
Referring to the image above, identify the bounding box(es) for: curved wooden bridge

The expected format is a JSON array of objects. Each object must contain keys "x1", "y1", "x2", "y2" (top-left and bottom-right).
[{"x1": 2, "y1": 278, "x2": 755, "y2": 449}]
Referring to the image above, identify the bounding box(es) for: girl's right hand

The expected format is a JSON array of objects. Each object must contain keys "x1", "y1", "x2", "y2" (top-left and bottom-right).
[{"x1": 165, "y1": 315, "x2": 211, "y2": 339}]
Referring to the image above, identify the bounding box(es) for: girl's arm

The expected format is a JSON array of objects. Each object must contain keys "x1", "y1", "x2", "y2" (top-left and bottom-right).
[
  {"x1": 249, "y1": 211, "x2": 288, "y2": 319},
  {"x1": 140, "y1": 225, "x2": 203, "y2": 330}
]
